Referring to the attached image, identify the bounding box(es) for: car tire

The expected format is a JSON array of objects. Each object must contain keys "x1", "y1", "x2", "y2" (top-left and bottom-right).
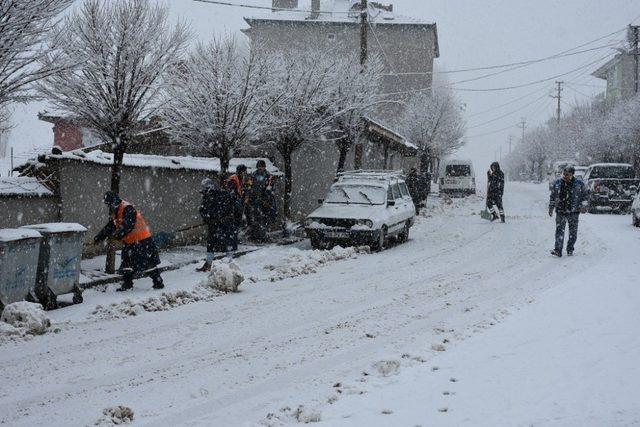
[
  {"x1": 633, "y1": 212, "x2": 640, "y2": 227},
  {"x1": 398, "y1": 221, "x2": 410, "y2": 243},
  {"x1": 371, "y1": 227, "x2": 387, "y2": 252},
  {"x1": 310, "y1": 237, "x2": 323, "y2": 250}
]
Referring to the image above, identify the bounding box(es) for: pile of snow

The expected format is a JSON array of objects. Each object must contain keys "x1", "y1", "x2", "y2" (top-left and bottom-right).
[
  {"x1": 262, "y1": 246, "x2": 369, "y2": 282},
  {"x1": 91, "y1": 287, "x2": 223, "y2": 320},
  {"x1": 205, "y1": 261, "x2": 244, "y2": 293},
  {"x1": 261, "y1": 405, "x2": 322, "y2": 426},
  {"x1": 94, "y1": 406, "x2": 134, "y2": 425},
  {"x1": 0, "y1": 302, "x2": 51, "y2": 338},
  {"x1": 91, "y1": 263, "x2": 246, "y2": 319}
]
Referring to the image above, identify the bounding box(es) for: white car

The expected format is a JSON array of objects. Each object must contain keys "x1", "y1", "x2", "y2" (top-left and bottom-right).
[
  {"x1": 438, "y1": 159, "x2": 476, "y2": 196},
  {"x1": 574, "y1": 166, "x2": 588, "y2": 181},
  {"x1": 632, "y1": 192, "x2": 640, "y2": 227},
  {"x1": 304, "y1": 170, "x2": 416, "y2": 251}
]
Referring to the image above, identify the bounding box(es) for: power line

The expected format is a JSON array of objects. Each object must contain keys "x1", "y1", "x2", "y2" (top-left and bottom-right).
[
  {"x1": 466, "y1": 91, "x2": 551, "y2": 130},
  {"x1": 465, "y1": 88, "x2": 543, "y2": 118},
  {"x1": 383, "y1": 42, "x2": 619, "y2": 77}
]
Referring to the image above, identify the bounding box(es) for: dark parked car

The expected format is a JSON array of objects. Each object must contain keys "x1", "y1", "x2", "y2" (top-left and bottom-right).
[{"x1": 583, "y1": 163, "x2": 639, "y2": 213}]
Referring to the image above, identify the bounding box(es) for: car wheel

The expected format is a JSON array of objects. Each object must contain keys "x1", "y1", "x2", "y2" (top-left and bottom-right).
[
  {"x1": 371, "y1": 227, "x2": 387, "y2": 252},
  {"x1": 398, "y1": 221, "x2": 410, "y2": 243},
  {"x1": 310, "y1": 237, "x2": 323, "y2": 250},
  {"x1": 633, "y1": 212, "x2": 640, "y2": 227}
]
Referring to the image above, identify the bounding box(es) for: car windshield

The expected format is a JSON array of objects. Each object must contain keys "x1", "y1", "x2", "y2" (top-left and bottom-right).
[
  {"x1": 589, "y1": 166, "x2": 635, "y2": 179},
  {"x1": 325, "y1": 184, "x2": 386, "y2": 205},
  {"x1": 445, "y1": 165, "x2": 471, "y2": 177}
]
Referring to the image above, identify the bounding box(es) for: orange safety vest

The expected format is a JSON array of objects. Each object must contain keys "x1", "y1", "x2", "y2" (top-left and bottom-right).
[{"x1": 113, "y1": 201, "x2": 152, "y2": 245}]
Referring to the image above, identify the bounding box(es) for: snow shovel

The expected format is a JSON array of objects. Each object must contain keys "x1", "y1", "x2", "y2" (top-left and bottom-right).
[{"x1": 480, "y1": 208, "x2": 493, "y2": 221}]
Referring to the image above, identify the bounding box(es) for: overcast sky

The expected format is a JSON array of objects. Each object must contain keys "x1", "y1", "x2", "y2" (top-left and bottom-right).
[{"x1": 3, "y1": 0, "x2": 639, "y2": 178}]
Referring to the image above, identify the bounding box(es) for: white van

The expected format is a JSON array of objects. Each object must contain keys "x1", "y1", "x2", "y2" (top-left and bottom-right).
[{"x1": 439, "y1": 159, "x2": 476, "y2": 196}]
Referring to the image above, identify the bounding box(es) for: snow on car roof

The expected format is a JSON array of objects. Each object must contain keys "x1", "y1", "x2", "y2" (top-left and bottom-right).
[
  {"x1": 588, "y1": 163, "x2": 633, "y2": 168},
  {"x1": 0, "y1": 177, "x2": 53, "y2": 197},
  {"x1": 0, "y1": 228, "x2": 42, "y2": 243},
  {"x1": 334, "y1": 179, "x2": 388, "y2": 188}
]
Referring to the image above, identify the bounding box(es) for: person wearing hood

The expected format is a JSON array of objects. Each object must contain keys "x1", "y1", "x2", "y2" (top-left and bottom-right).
[
  {"x1": 93, "y1": 191, "x2": 164, "y2": 291},
  {"x1": 197, "y1": 176, "x2": 238, "y2": 272},
  {"x1": 486, "y1": 161, "x2": 505, "y2": 222}
]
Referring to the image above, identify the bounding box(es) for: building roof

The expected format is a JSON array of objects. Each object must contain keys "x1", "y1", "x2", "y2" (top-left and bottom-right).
[
  {"x1": 0, "y1": 177, "x2": 54, "y2": 197},
  {"x1": 592, "y1": 54, "x2": 622, "y2": 80},
  {"x1": 246, "y1": 0, "x2": 434, "y2": 25},
  {"x1": 364, "y1": 116, "x2": 418, "y2": 154},
  {"x1": 42, "y1": 150, "x2": 284, "y2": 176}
]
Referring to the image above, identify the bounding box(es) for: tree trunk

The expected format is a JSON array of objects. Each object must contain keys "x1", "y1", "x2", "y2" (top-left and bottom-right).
[
  {"x1": 419, "y1": 150, "x2": 431, "y2": 173},
  {"x1": 337, "y1": 142, "x2": 349, "y2": 174},
  {"x1": 220, "y1": 151, "x2": 230, "y2": 185},
  {"x1": 283, "y1": 149, "x2": 293, "y2": 220},
  {"x1": 105, "y1": 139, "x2": 125, "y2": 274}
]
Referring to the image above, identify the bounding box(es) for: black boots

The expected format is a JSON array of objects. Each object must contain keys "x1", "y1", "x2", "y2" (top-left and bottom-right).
[
  {"x1": 500, "y1": 214, "x2": 505, "y2": 223},
  {"x1": 551, "y1": 249, "x2": 562, "y2": 257},
  {"x1": 196, "y1": 261, "x2": 212, "y2": 272}
]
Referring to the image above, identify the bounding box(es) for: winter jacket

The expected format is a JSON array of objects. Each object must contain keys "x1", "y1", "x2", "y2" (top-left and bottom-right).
[
  {"x1": 487, "y1": 170, "x2": 505, "y2": 198},
  {"x1": 200, "y1": 187, "x2": 238, "y2": 227},
  {"x1": 94, "y1": 202, "x2": 160, "y2": 272},
  {"x1": 549, "y1": 177, "x2": 588, "y2": 214}
]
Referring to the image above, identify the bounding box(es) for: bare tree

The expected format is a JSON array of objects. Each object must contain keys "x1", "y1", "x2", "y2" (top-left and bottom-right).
[
  {"x1": 330, "y1": 56, "x2": 383, "y2": 173},
  {"x1": 401, "y1": 86, "x2": 466, "y2": 172},
  {"x1": 162, "y1": 36, "x2": 273, "y2": 176},
  {"x1": 37, "y1": 0, "x2": 190, "y2": 272},
  {"x1": 37, "y1": 0, "x2": 190, "y2": 195},
  {"x1": 258, "y1": 50, "x2": 345, "y2": 219},
  {"x1": 0, "y1": 0, "x2": 73, "y2": 127}
]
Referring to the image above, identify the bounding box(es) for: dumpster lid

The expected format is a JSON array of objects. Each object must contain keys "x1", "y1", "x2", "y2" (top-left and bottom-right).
[
  {"x1": 0, "y1": 228, "x2": 42, "y2": 243},
  {"x1": 22, "y1": 223, "x2": 87, "y2": 234}
]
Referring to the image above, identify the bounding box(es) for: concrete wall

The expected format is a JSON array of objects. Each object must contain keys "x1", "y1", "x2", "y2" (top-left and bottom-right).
[
  {"x1": 55, "y1": 159, "x2": 217, "y2": 245},
  {"x1": 0, "y1": 196, "x2": 59, "y2": 229}
]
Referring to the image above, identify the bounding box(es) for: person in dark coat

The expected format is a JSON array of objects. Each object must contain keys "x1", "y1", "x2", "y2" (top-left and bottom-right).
[
  {"x1": 247, "y1": 160, "x2": 276, "y2": 242},
  {"x1": 406, "y1": 167, "x2": 423, "y2": 214},
  {"x1": 94, "y1": 191, "x2": 164, "y2": 291},
  {"x1": 486, "y1": 161, "x2": 506, "y2": 222},
  {"x1": 549, "y1": 165, "x2": 588, "y2": 257},
  {"x1": 197, "y1": 177, "x2": 238, "y2": 272}
]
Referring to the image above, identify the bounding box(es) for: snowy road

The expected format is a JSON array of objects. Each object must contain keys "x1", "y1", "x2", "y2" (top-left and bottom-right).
[{"x1": 1, "y1": 182, "x2": 638, "y2": 426}]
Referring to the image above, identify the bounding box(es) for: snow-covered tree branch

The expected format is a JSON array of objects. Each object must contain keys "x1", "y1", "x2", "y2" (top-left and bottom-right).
[
  {"x1": 37, "y1": 0, "x2": 190, "y2": 194},
  {"x1": 0, "y1": 0, "x2": 73, "y2": 127},
  {"x1": 400, "y1": 85, "x2": 466, "y2": 172},
  {"x1": 161, "y1": 36, "x2": 273, "y2": 175}
]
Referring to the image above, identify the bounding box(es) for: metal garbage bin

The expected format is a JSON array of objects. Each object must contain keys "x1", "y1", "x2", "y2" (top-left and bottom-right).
[
  {"x1": 0, "y1": 228, "x2": 42, "y2": 312},
  {"x1": 21, "y1": 223, "x2": 87, "y2": 310}
]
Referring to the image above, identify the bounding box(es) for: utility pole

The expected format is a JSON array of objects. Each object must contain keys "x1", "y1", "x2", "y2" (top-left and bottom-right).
[
  {"x1": 551, "y1": 81, "x2": 563, "y2": 125},
  {"x1": 630, "y1": 25, "x2": 639, "y2": 94},
  {"x1": 517, "y1": 119, "x2": 526, "y2": 144},
  {"x1": 360, "y1": 0, "x2": 368, "y2": 66}
]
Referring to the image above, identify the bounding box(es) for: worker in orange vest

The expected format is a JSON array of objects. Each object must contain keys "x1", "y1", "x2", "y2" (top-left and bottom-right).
[
  {"x1": 94, "y1": 191, "x2": 164, "y2": 291},
  {"x1": 226, "y1": 164, "x2": 248, "y2": 250}
]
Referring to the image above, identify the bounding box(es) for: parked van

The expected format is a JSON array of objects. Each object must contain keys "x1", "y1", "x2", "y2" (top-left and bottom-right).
[{"x1": 439, "y1": 160, "x2": 476, "y2": 196}]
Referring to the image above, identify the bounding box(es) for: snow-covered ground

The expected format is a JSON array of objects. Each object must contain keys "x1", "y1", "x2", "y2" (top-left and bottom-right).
[{"x1": 1, "y1": 182, "x2": 639, "y2": 426}]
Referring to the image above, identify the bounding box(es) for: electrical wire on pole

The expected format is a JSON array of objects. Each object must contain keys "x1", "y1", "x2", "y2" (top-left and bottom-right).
[{"x1": 551, "y1": 81, "x2": 563, "y2": 125}]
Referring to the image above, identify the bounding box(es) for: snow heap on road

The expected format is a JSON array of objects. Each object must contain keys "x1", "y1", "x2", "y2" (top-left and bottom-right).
[
  {"x1": 94, "y1": 406, "x2": 134, "y2": 426},
  {"x1": 0, "y1": 302, "x2": 51, "y2": 338},
  {"x1": 205, "y1": 261, "x2": 244, "y2": 293},
  {"x1": 261, "y1": 246, "x2": 369, "y2": 282}
]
